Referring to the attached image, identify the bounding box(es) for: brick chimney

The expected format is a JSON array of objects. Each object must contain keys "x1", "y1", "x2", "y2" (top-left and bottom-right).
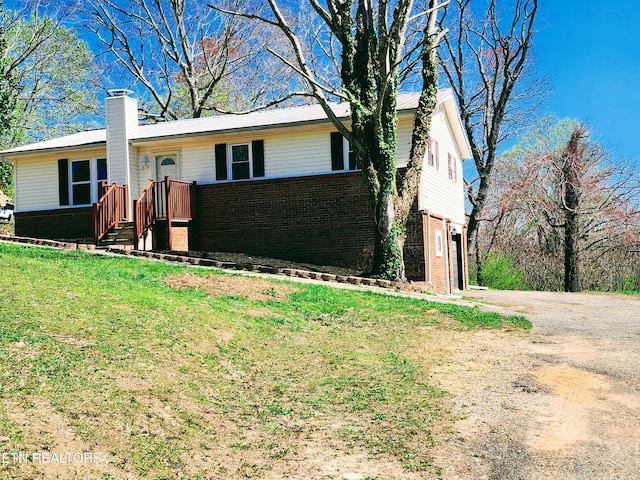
[{"x1": 105, "y1": 89, "x2": 138, "y2": 215}]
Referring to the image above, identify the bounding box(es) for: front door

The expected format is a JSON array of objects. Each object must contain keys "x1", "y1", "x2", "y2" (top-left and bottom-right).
[{"x1": 156, "y1": 153, "x2": 179, "y2": 180}]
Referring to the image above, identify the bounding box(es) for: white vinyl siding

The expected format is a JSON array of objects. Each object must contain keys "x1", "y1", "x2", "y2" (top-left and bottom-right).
[
  {"x1": 264, "y1": 130, "x2": 334, "y2": 177},
  {"x1": 420, "y1": 104, "x2": 466, "y2": 224},
  {"x1": 136, "y1": 124, "x2": 344, "y2": 185},
  {"x1": 14, "y1": 147, "x2": 107, "y2": 212},
  {"x1": 14, "y1": 157, "x2": 59, "y2": 212},
  {"x1": 396, "y1": 117, "x2": 414, "y2": 168}
]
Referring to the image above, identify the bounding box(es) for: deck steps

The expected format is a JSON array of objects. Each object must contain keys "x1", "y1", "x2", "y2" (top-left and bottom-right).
[{"x1": 99, "y1": 221, "x2": 136, "y2": 247}]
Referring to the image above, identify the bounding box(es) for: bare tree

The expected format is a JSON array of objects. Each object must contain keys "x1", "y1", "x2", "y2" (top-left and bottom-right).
[
  {"x1": 477, "y1": 118, "x2": 640, "y2": 292},
  {"x1": 438, "y1": 0, "x2": 541, "y2": 282},
  {"x1": 215, "y1": 0, "x2": 448, "y2": 281},
  {"x1": 77, "y1": 0, "x2": 290, "y2": 121}
]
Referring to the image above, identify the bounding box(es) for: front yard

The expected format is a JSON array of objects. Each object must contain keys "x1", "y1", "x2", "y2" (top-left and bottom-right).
[{"x1": 0, "y1": 242, "x2": 529, "y2": 479}]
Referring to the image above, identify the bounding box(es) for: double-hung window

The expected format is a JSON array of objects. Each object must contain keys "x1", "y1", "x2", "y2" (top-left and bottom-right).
[
  {"x1": 65, "y1": 158, "x2": 108, "y2": 206},
  {"x1": 214, "y1": 141, "x2": 265, "y2": 181},
  {"x1": 71, "y1": 160, "x2": 91, "y2": 206},
  {"x1": 231, "y1": 144, "x2": 251, "y2": 180}
]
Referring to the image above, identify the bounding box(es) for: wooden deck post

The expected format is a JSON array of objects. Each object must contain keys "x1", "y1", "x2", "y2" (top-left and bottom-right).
[
  {"x1": 114, "y1": 183, "x2": 120, "y2": 229},
  {"x1": 190, "y1": 181, "x2": 198, "y2": 251},
  {"x1": 124, "y1": 184, "x2": 129, "y2": 220},
  {"x1": 133, "y1": 198, "x2": 139, "y2": 246},
  {"x1": 165, "y1": 176, "x2": 172, "y2": 251},
  {"x1": 92, "y1": 202, "x2": 99, "y2": 246}
]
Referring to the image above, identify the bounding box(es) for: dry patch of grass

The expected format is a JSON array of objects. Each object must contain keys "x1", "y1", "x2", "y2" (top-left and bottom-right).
[{"x1": 165, "y1": 272, "x2": 298, "y2": 302}]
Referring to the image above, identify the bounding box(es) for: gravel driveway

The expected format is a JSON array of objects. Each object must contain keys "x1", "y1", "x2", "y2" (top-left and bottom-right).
[{"x1": 430, "y1": 289, "x2": 640, "y2": 480}]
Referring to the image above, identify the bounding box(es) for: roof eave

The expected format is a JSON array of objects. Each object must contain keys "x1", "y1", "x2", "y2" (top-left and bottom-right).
[
  {"x1": 130, "y1": 108, "x2": 419, "y2": 145},
  {"x1": 1, "y1": 141, "x2": 107, "y2": 160}
]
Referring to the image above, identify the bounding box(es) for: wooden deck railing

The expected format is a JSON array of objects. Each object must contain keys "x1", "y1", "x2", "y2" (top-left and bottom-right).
[
  {"x1": 93, "y1": 182, "x2": 128, "y2": 245},
  {"x1": 134, "y1": 176, "x2": 193, "y2": 250},
  {"x1": 167, "y1": 178, "x2": 192, "y2": 221},
  {"x1": 134, "y1": 180, "x2": 156, "y2": 241}
]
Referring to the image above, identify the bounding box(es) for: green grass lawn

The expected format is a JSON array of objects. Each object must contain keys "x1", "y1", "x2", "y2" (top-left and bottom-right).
[{"x1": 0, "y1": 242, "x2": 529, "y2": 479}]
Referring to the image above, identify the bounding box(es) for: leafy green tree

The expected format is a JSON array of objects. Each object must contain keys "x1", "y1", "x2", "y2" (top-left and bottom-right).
[
  {"x1": 2, "y1": 8, "x2": 100, "y2": 147},
  {"x1": 0, "y1": 4, "x2": 100, "y2": 199},
  {"x1": 0, "y1": 0, "x2": 17, "y2": 197}
]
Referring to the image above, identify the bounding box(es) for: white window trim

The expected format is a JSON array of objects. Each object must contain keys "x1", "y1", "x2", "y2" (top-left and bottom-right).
[
  {"x1": 435, "y1": 230, "x2": 443, "y2": 258},
  {"x1": 428, "y1": 139, "x2": 436, "y2": 167},
  {"x1": 70, "y1": 157, "x2": 108, "y2": 206},
  {"x1": 228, "y1": 143, "x2": 253, "y2": 181},
  {"x1": 342, "y1": 137, "x2": 358, "y2": 171}
]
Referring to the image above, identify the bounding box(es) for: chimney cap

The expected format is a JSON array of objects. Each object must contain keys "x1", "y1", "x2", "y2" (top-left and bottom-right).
[{"x1": 107, "y1": 89, "x2": 134, "y2": 97}]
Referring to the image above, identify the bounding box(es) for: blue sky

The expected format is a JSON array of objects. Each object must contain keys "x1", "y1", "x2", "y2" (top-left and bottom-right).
[{"x1": 535, "y1": 0, "x2": 640, "y2": 165}]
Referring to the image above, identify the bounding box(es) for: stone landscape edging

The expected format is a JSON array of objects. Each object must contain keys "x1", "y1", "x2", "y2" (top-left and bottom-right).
[{"x1": 0, "y1": 234, "x2": 423, "y2": 292}]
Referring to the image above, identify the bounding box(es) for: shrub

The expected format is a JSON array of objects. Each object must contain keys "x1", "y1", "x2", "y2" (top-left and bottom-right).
[{"x1": 481, "y1": 253, "x2": 527, "y2": 290}]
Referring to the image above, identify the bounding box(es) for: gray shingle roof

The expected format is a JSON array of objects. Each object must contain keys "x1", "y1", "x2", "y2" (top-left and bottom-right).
[{"x1": 2, "y1": 91, "x2": 451, "y2": 156}]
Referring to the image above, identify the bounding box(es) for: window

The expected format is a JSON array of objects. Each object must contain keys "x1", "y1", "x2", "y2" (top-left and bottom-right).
[
  {"x1": 331, "y1": 132, "x2": 358, "y2": 171},
  {"x1": 214, "y1": 141, "x2": 265, "y2": 181},
  {"x1": 64, "y1": 158, "x2": 108, "y2": 206},
  {"x1": 159, "y1": 156, "x2": 176, "y2": 167},
  {"x1": 96, "y1": 158, "x2": 108, "y2": 195},
  {"x1": 435, "y1": 230, "x2": 443, "y2": 257},
  {"x1": 231, "y1": 144, "x2": 251, "y2": 180},
  {"x1": 428, "y1": 138, "x2": 439, "y2": 169},
  {"x1": 71, "y1": 160, "x2": 91, "y2": 205}
]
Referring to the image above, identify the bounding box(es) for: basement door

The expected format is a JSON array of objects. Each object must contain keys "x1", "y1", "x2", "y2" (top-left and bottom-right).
[{"x1": 451, "y1": 233, "x2": 465, "y2": 290}]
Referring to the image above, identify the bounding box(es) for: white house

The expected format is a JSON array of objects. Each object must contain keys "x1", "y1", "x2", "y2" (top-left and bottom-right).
[{"x1": 1, "y1": 89, "x2": 471, "y2": 293}]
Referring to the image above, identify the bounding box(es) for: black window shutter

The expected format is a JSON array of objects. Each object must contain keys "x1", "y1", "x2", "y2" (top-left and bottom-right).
[
  {"x1": 58, "y1": 159, "x2": 69, "y2": 206},
  {"x1": 330, "y1": 132, "x2": 344, "y2": 171},
  {"x1": 252, "y1": 140, "x2": 265, "y2": 178},
  {"x1": 215, "y1": 143, "x2": 227, "y2": 181}
]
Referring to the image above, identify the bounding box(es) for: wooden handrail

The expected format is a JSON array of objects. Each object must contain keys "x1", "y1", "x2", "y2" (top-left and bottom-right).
[
  {"x1": 134, "y1": 176, "x2": 193, "y2": 249},
  {"x1": 93, "y1": 183, "x2": 128, "y2": 244},
  {"x1": 135, "y1": 180, "x2": 155, "y2": 240}
]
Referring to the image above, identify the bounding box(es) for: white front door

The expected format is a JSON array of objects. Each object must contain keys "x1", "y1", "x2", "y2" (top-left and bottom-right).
[{"x1": 156, "y1": 153, "x2": 179, "y2": 180}]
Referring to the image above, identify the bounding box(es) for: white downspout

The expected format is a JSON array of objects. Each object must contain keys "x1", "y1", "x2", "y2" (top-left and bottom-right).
[
  {"x1": 443, "y1": 218, "x2": 450, "y2": 294},
  {"x1": 426, "y1": 210, "x2": 432, "y2": 285}
]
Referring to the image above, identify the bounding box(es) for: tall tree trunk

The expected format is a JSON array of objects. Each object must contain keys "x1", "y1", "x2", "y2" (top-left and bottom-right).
[
  {"x1": 474, "y1": 229, "x2": 483, "y2": 285},
  {"x1": 563, "y1": 133, "x2": 581, "y2": 292}
]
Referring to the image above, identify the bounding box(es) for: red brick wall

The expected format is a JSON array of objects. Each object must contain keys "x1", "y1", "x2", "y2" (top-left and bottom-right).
[
  {"x1": 404, "y1": 201, "x2": 427, "y2": 281},
  {"x1": 195, "y1": 172, "x2": 427, "y2": 279},
  {"x1": 15, "y1": 207, "x2": 93, "y2": 241},
  {"x1": 425, "y1": 214, "x2": 450, "y2": 293},
  {"x1": 153, "y1": 221, "x2": 190, "y2": 252},
  {"x1": 196, "y1": 172, "x2": 375, "y2": 271}
]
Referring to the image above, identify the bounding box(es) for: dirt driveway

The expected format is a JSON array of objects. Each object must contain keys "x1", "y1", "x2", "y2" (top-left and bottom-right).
[{"x1": 430, "y1": 289, "x2": 640, "y2": 480}]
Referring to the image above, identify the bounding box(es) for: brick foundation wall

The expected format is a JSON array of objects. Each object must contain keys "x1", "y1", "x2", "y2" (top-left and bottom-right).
[
  {"x1": 196, "y1": 172, "x2": 376, "y2": 272},
  {"x1": 15, "y1": 207, "x2": 93, "y2": 241},
  {"x1": 153, "y1": 221, "x2": 190, "y2": 252},
  {"x1": 195, "y1": 172, "x2": 428, "y2": 279}
]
